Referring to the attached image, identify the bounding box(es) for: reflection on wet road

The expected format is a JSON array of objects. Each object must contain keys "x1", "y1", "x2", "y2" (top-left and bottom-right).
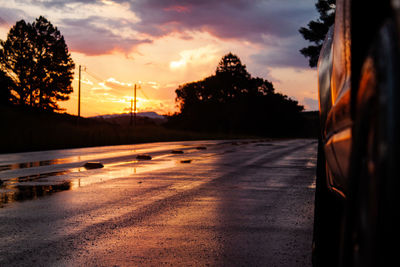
[
  {"x1": 0, "y1": 141, "x2": 219, "y2": 205},
  {"x1": 0, "y1": 139, "x2": 317, "y2": 266}
]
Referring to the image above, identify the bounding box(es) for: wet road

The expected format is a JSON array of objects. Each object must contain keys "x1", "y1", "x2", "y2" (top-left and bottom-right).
[{"x1": 0, "y1": 139, "x2": 317, "y2": 266}]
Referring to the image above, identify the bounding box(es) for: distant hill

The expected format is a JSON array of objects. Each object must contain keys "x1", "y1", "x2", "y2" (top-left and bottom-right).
[
  {"x1": 90, "y1": 112, "x2": 166, "y2": 126},
  {"x1": 91, "y1": 112, "x2": 165, "y2": 120}
]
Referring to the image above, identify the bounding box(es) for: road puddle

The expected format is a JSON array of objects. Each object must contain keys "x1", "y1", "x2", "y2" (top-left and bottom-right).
[
  {"x1": 0, "y1": 181, "x2": 71, "y2": 207},
  {"x1": 0, "y1": 158, "x2": 73, "y2": 172},
  {"x1": 0, "y1": 169, "x2": 80, "y2": 206},
  {"x1": 0, "y1": 157, "x2": 177, "y2": 207},
  {"x1": 0, "y1": 144, "x2": 182, "y2": 172},
  {"x1": 0, "y1": 141, "x2": 221, "y2": 207},
  {"x1": 6, "y1": 170, "x2": 72, "y2": 184}
]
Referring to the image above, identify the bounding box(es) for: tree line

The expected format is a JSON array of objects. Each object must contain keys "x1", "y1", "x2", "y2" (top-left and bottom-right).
[
  {"x1": 0, "y1": 7, "x2": 329, "y2": 137},
  {"x1": 167, "y1": 53, "x2": 308, "y2": 137},
  {"x1": 0, "y1": 16, "x2": 75, "y2": 111}
]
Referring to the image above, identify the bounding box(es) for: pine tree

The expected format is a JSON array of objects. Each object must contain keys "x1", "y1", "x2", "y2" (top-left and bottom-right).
[
  {"x1": 0, "y1": 69, "x2": 13, "y2": 104},
  {"x1": 299, "y1": 0, "x2": 336, "y2": 67}
]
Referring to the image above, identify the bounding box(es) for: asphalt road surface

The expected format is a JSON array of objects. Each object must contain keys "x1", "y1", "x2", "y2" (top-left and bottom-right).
[{"x1": 0, "y1": 139, "x2": 317, "y2": 266}]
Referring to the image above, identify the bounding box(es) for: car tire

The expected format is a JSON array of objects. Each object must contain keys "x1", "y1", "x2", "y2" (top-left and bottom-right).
[
  {"x1": 312, "y1": 137, "x2": 344, "y2": 267},
  {"x1": 341, "y1": 18, "x2": 400, "y2": 267}
]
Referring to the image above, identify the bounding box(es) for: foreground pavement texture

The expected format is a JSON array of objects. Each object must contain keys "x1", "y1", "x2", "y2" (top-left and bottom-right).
[{"x1": 0, "y1": 139, "x2": 317, "y2": 266}]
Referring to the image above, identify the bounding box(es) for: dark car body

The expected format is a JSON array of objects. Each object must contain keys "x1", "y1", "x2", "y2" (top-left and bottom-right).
[
  {"x1": 318, "y1": 0, "x2": 352, "y2": 199},
  {"x1": 315, "y1": 0, "x2": 400, "y2": 266}
]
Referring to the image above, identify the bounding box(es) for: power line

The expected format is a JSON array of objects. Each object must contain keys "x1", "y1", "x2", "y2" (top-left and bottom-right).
[
  {"x1": 74, "y1": 65, "x2": 151, "y2": 123},
  {"x1": 83, "y1": 70, "x2": 150, "y2": 102},
  {"x1": 138, "y1": 85, "x2": 150, "y2": 100},
  {"x1": 83, "y1": 69, "x2": 104, "y2": 83}
]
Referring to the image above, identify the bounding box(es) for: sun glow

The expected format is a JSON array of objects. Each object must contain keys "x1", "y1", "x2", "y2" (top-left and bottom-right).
[
  {"x1": 170, "y1": 60, "x2": 186, "y2": 69},
  {"x1": 0, "y1": 0, "x2": 319, "y2": 117}
]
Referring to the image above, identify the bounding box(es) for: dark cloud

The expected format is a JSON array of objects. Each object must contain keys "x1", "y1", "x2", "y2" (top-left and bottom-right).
[
  {"x1": 15, "y1": 0, "x2": 100, "y2": 8},
  {"x1": 0, "y1": 7, "x2": 30, "y2": 27},
  {"x1": 250, "y1": 38, "x2": 310, "y2": 69},
  {"x1": 131, "y1": 0, "x2": 316, "y2": 42},
  {"x1": 60, "y1": 16, "x2": 151, "y2": 55},
  {"x1": 21, "y1": 0, "x2": 316, "y2": 43},
  {"x1": 5, "y1": 0, "x2": 318, "y2": 68},
  {"x1": 129, "y1": 0, "x2": 317, "y2": 69}
]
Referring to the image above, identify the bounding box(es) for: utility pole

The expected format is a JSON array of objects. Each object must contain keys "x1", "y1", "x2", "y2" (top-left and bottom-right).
[
  {"x1": 78, "y1": 65, "x2": 81, "y2": 118},
  {"x1": 129, "y1": 84, "x2": 137, "y2": 127},
  {"x1": 130, "y1": 92, "x2": 133, "y2": 126},
  {"x1": 134, "y1": 84, "x2": 137, "y2": 126}
]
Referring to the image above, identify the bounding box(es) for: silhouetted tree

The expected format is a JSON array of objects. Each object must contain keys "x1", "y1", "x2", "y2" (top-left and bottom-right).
[
  {"x1": 216, "y1": 52, "x2": 250, "y2": 79},
  {"x1": 0, "y1": 16, "x2": 75, "y2": 111},
  {"x1": 172, "y1": 53, "x2": 304, "y2": 136},
  {"x1": 0, "y1": 69, "x2": 14, "y2": 105},
  {"x1": 299, "y1": 0, "x2": 336, "y2": 67}
]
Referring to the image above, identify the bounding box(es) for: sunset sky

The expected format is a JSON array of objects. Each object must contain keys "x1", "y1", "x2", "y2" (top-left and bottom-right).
[{"x1": 0, "y1": 0, "x2": 319, "y2": 117}]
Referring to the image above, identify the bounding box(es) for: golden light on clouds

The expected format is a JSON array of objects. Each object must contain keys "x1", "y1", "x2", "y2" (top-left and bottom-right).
[
  {"x1": 1, "y1": 0, "x2": 319, "y2": 117},
  {"x1": 170, "y1": 46, "x2": 219, "y2": 70}
]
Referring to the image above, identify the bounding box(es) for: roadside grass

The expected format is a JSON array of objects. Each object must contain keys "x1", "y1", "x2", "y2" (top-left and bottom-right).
[{"x1": 1, "y1": 105, "x2": 255, "y2": 153}]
